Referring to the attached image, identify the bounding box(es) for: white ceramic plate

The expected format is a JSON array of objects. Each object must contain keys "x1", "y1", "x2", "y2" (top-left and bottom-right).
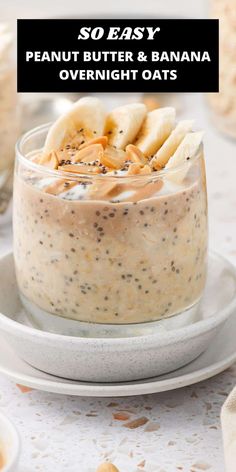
[
  {"x1": 0, "y1": 312, "x2": 235, "y2": 397},
  {"x1": 0, "y1": 252, "x2": 236, "y2": 383}
]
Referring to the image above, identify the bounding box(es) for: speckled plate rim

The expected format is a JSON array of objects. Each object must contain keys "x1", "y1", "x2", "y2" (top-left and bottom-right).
[
  {"x1": 0, "y1": 318, "x2": 235, "y2": 396},
  {"x1": 0, "y1": 251, "x2": 236, "y2": 349}
]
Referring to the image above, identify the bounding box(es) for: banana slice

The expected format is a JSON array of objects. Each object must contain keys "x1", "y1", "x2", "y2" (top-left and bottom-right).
[
  {"x1": 165, "y1": 131, "x2": 203, "y2": 184},
  {"x1": 150, "y1": 120, "x2": 194, "y2": 169},
  {"x1": 44, "y1": 97, "x2": 106, "y2": 154},
  {"x1": 105, "y1": 103, "x2": 147, "y2": 149},
  {"x1": 134, "y1": 107, "x2": 175, "y2": 157}
]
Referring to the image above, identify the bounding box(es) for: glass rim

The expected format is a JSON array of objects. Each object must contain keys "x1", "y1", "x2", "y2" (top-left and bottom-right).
[{"x1": 15, "y1": 122, "x2": 203, "y2": 182}]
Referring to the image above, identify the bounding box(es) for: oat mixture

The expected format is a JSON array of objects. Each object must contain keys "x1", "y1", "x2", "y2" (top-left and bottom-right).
[{"x1": 0, "y1": 24, "x2": 18, "y2": 177}]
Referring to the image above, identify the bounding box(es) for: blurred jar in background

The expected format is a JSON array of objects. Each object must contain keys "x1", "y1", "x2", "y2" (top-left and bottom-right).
[
  {"x1": 0, "y1": 23, "x2": 19, "y2": 219},
  {"x1": 208, "y1": 0, "x2": 236, "y2": 138}
]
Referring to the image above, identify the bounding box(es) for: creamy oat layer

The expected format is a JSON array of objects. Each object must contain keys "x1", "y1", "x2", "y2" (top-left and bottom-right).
[
  {"x1": 14, "y1": 97, "x2": 208, "y2": 324},
  {"x1": 0, "y1": 24, "x2": 18, "y2": 175}
]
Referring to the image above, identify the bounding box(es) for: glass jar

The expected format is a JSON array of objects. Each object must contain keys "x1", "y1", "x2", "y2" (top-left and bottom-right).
[
  {"x1": 0, "y1": 23, "x2": 19, "y2": 218},
  {"x1": 14, "y1": 124, "x2": 208, "y2": 336},
  {"x1": 208, "y1": 0, "x2": 236, "y2": 137}
]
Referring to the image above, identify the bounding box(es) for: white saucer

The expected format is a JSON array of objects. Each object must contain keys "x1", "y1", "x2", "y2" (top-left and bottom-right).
[{"x1": 0, "y1": 311, "x2": 235, "y2": 397}]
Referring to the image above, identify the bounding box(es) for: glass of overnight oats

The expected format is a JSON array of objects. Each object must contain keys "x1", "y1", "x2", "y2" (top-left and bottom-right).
[
  {"x1": 0, "y1": 24, "x2": 19, "y2": 219},
  {"x1": 208, "y1": 0, "x2": 236, "y2": 138},
  {"x1": 13, "y1": 96, "x2": 208, "y2": 336}
]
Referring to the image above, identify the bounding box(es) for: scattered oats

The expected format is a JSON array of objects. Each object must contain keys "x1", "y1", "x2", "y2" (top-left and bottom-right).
[
  {"x1": 124, "y1": 417, "x2": 149, "y2": 429},
  {"x1": 191, "y1": 463, "x2": 211, "y2": 471},
  {"x1": 113, "y1": 412, "x2": 130, "y2": 421}
]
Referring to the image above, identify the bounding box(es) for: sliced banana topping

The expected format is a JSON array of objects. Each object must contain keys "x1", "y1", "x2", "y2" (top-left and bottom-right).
[
  {"x1": 105, "y1": 103, "x2": 147, "y2": 150},
  {"x1": 165, "y1": 131, "x2": 204, "y2": 183},
  {"x1": 35, "y1": 96, "x2": 203, "y2": 199},
  {"x1": 44, "y1": 97, "x2": 106, "y2": 154},
  {"x1": 150, "y1": 120, "x2": 194, "y2": 170},
  {"x1": 134, "y1": 107, "x2": 176, "y2": 157}
]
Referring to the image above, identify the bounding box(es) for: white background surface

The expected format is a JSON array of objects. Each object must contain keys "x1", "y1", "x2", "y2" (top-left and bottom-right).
[{"x1": 0, "y1": 1, "x2": 236, "y2": 471}]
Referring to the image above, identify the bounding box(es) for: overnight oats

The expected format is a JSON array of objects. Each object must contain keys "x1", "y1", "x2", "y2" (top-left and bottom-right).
[
  {"x1": 208, "y1": 0, "x2": 236, "y2": 137},
  {"x1": 0, "y1": 23, "x2": 19, "y2": 216},
  {"x1": 13, "y1": 97, "x2": 208, "y2": 332}
]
